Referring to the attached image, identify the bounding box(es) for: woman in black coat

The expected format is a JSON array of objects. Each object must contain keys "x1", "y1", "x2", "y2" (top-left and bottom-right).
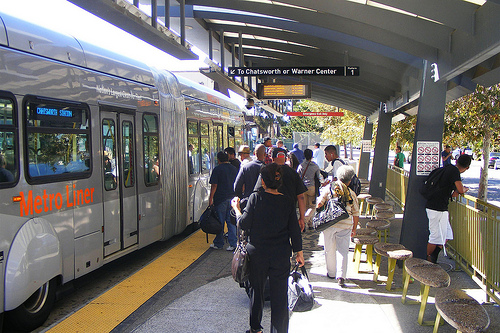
[{"x1": 231, "y1": 163, "x2": 304, "y2": 333}]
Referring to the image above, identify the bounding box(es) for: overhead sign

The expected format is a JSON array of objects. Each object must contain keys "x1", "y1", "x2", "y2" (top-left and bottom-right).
[
  {"x1": 228, "y1": 66, "x2": 359, "y2": 77},
  {"x1": 287, "y1": 112, "x2": 344, "y2": 117},
  {"x1": 257, "y1": 83, "x2": 311, "y2": 99}
]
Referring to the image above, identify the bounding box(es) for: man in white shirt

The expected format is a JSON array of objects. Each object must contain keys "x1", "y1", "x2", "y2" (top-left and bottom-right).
[
  {"x1": 324, "y1": 145, "x2": 344, "y2": 181},
  {"x1": 312, "y1": 142, "x2": 325, "y2": 169}
]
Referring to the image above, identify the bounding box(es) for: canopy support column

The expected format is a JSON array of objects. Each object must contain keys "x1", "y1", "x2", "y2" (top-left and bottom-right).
[
  {"x1": 400, "y1": 60, "x2": 447, "y2": 259},
  {"x1": 358, "y1": 117, "x2": 373, "y2": 180}
]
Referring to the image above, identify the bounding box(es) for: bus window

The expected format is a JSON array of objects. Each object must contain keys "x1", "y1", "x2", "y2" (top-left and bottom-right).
[
  {"x1": 0, "y1": 97, "x2": 18, "y2": 185},
  {"x1": 102, "y1": 119, "x2": 117, "y2": 190},
  {"x1": 200, "y1": 122, "x2": 210, "y2": 173},
  {"x1": 187, "y1": 120, "x2": 200, "y2": 174},
  {"x1": 25, "y1": 98, "x2": 90, "y2": 181},
  {"x1": 122, "y1": 121, "x2": 135, "y2": 188},
  {"x1": 235, "y1": 126, "x2": 243, "y2": 150},
  {"x1": 143, "y1": 114, "x2": 159, "y2": 185},
  {"x1": 228, "y1": 126, "x2": 235, "y2": 149}
]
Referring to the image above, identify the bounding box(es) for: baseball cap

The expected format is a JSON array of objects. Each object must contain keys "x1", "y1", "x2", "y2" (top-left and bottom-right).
[{"x1": 272, "y1": 147, "x2": 287, "y2": 158}]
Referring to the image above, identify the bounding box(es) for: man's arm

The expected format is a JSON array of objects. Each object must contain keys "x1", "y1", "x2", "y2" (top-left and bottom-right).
[
  {"x1": 452, "y1": 180, "x2": 468, "y2": 197},
  {"x1": 297, "y1": 193, "x2": 305, "y2": 231},
  {"x1": 209, "y1": 184, "x2": 217, "y2": 206}
]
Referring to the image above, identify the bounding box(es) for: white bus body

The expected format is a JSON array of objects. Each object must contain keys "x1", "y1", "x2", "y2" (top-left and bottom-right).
[{"x1": 0, "y1": 11, "x2": 245, "y2": 331}]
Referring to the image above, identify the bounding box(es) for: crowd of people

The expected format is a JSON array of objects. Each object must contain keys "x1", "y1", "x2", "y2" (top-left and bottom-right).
[{"x1": 206, "y1": 138, "x2": 359, "y2": 333}]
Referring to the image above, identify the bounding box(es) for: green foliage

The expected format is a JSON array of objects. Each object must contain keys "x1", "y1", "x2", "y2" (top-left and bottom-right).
[
  {"x1": 444, "y1": 83, "x2": 500, "y2": 154},
  {"x1": 391, "y1": 114, "x2": 417, "y2": 151},
  {"x1": 280, "y1": 100, "x2": 325, "y2": 138},
  {"x1": 279, "y1": 100, "x2": 365, "y2": 144}
]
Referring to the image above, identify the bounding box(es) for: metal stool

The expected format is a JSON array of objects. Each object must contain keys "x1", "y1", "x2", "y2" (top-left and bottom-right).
[
  {"x1": 366, "y1": 219, "x2": 391, "y2": 242},
  {"x1": 373, "y1": 242, "x2": 413, "y2": 291},
  {"x1": 372, "y1": 203, "x2": 393, "y2": 218},
  {"x1": 375, "y1": 210, "x2": 395, "y2": 223},
  {"x1": 352, "y1": 234, "x2": 379, "y2": 273},
  {"x1": 365, "y1": 196, "x2": 384, "y2": 217},
  {"x1": 402, "y1": 258, "x2": 451, "y2": 326},
  {"x1": 357, "y1": 193, "x2": 372, "y2": 216}
]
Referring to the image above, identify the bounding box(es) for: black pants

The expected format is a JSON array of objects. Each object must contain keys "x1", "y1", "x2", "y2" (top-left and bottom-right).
[{"x1": 248, "y1": 249, "x2": 290, "y2": 333}]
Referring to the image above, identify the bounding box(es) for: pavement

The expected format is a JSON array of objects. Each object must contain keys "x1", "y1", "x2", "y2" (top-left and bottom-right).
[{"x1": 101, "y1": 198, "x2": 500, "y2": 333}]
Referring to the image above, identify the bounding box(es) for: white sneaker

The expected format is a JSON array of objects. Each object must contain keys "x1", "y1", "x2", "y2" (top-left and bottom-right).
[
  {"x1": 226, "y1": 245, "x2": 236, "y2": 251},
  {"x1": 210, "y1": 244, "x2": 222, "y2": 250}
]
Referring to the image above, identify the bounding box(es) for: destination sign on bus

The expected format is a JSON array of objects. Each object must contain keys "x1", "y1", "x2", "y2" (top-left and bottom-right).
[
  {"x1": 228, "y1": 66, "x2": 359, "y2": 77},
  {"x1": 36, "y1": 107, "x2": 73, "y2": 118},
  {"x1": 257, "y1": 83, "x2": 311, "y2": 99}
]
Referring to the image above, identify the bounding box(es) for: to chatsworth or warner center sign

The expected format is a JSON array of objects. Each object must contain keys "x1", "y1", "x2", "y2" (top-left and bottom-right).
[{"x1": 228, "y1": 66, "x2": 360, "y2": 77}]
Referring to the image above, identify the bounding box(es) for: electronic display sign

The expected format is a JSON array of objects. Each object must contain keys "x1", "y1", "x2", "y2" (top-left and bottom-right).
[{"x1": 257, "y1": 83, "x2": 311, "y2": 99}]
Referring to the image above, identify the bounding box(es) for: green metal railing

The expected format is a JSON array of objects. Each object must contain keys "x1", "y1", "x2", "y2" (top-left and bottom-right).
[
  {"x1": 386, "y1": 165, "x2": 500, "y2": 304},
  {"x1": 448, "y1": 195, "x2": 500, "y2": 304},
  {"x1": 386, "y1": 165, "x2": 409, "y2": 208}
]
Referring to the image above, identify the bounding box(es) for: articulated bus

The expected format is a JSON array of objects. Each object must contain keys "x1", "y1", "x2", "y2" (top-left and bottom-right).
[{"x1": 0, "y1": 11, "x2": 246, "y2": 331}]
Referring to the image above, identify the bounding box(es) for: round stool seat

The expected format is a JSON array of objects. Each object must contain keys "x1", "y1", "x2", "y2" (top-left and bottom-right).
[
  {"x1": 355, "y1": 228, "x2": 377, "y2": 236},
  {"x1": 373, "y1": 203, "x2": 393, "y2": 211},
  {"x1": 374, "y1": 243, "x2": 413, "y2": 260},
  {"x1": 376, "y1": 211, "x2": 395, "y2": 219},
  {"x1": 366, "y1": 197, "x2": 384, "y2": 205},
  {"x1": 352, "y1": 235, "x2": 379, "y2": 245},
  {"x1": 404, "y1": 258, "x2": 450, "y2": 288},
  {"x1": 435, "y1": 288, "x2": 490, "y2": 333},
  {"x1": 366, "y1": 219, "x2": 390, "y2": 230},
  {"x1": 357, "y1": 193, "x2": 372, "y2": 200}
]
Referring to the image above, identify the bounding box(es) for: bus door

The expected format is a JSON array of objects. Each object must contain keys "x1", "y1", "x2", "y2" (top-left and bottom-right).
[{"x1": 101, "y1": 111, "x2": 138, "y2": 257}]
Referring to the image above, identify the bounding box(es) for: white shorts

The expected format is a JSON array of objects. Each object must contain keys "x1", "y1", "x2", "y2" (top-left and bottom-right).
[{"x1": 426, "y1": 208, "x2": 453, "y2": 245}]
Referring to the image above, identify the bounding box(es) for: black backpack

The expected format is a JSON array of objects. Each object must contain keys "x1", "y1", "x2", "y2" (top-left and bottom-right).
[
  {"x1": 333, "y1": 159, "x2": 362, "y2": 196},
  {"x1": 419, "y1": 167, "x2": 446, "y2": 200}
]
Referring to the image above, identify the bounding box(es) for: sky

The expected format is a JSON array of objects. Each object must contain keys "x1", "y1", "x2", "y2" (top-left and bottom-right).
[{"x1": 1, "y1": 0, "x2": 208, "y2": 71}]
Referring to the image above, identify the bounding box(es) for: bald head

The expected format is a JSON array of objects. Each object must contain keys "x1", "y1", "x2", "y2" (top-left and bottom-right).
[{"x1": 254, "y1": 144, "x2": 266, "y2": 161}]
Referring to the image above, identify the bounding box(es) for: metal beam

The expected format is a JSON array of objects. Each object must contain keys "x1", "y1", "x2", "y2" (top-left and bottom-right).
[{"x1": 67, "y1": 0, "x2": 197, "y2": 60}]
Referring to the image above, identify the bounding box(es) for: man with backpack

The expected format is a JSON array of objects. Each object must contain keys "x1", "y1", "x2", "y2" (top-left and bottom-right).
[
  {"x1": 324, "y1": 145, "x2": 361, "y2": 196},
  {"x1": 422, "y1": 154, "x2": 471, "y2": 263}
]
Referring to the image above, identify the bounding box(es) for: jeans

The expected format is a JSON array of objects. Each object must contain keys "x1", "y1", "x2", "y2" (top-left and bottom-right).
[{"x1": 213, "y1": 199, "x2": 237, "y2": 248}]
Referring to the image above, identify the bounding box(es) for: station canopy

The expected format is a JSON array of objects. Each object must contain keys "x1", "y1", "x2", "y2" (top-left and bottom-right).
[{"x1": 68, "y1": 0, "x2": 500, "y2": 120}]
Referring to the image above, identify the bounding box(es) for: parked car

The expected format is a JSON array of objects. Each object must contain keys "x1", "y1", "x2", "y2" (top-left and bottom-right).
[
  {"x1": 495, "y1": 158, "x2": 500, "y2": 170},
  {"x1": 488, "y1": 152, "x2": 500, "y2": 168}
]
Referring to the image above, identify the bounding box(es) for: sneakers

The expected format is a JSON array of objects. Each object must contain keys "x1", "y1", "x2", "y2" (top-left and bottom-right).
[
  {"x1": 209, "y1": 243, "x2": 222, "y2": 250},
  {"x1": 226, "y1": 245, "x2": 236, "y2": 251},
  {"x1": 337, "y1": 277, "x2": 346, "y2": 287}
]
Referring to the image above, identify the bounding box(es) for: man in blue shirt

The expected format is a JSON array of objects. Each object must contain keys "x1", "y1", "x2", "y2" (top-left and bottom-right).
[
  {"x1": 209, "y1": 151, "x2": 238, "y2": 251},
  {"x1": 441, "y1": 145, "x2": 453, "y2": 166},
  {"x1": 290, "y1": 143, "x2": 305, "y2": 163}
]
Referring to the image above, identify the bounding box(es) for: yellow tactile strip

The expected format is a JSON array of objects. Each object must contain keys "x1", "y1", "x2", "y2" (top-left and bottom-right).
[{"x1": 48, "y1": 230, "x2": 208, "y2": 333}]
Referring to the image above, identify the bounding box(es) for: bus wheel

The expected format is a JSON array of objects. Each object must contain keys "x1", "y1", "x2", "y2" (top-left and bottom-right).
[{"x1": 5, "y1": 278, "x2": 56, "y2": 332}]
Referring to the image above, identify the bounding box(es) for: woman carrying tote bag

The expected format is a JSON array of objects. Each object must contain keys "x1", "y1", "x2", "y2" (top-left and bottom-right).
[
  {"x1": 316, "y1": 165, "x2": 360, "y2": 287},
  {"x1": 231, "y1": 163, "x2": 304, "y2": 333}
]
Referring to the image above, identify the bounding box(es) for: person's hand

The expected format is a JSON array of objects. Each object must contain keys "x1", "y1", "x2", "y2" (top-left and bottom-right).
[
  {"x1": 464, "y1": 186, "x2": 469, "y2": 193},
  {"x1": 231, "y1": 196, "x2": 240, "y2": 211},
  {"x1": 298, "y1": 217, "x2": 305, "y2": 231},
  {"x1": 351, "y1": 229, "x2": 357, "y2": 237},
  {"x1": 295, "y1": 251, "x2": 305, "y2": 267}
]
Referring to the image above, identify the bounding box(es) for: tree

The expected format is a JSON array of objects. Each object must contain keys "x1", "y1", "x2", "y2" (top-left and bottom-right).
[
  {"x1": 444, "y1": 83, "x2": 500, "y2": 200},
  {"x1": 322, "y1": 106, "x2": 365, "y2": 159},
  {"x1": 280, "y1": 100, "x2": 325, "y2": 138}
]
